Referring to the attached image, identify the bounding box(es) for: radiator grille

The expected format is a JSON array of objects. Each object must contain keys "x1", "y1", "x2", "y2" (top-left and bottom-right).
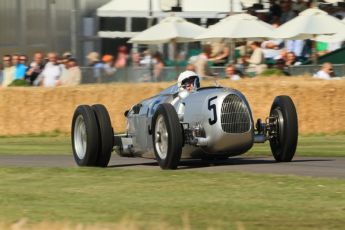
[{"x1": 221, "y1": 94, "x2": 251, "y2": 133}]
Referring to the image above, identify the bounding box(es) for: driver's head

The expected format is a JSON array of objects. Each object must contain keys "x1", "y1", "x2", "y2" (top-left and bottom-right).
[{"x1": 177, "y1": 71, "x2": 200, "y2": 92}]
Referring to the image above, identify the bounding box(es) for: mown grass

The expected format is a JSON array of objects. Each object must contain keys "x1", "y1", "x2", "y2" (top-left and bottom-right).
[
  {"x1": 0, "y1": 168, "x2": 345, "y2": 229},
  {"x1": 0, "y1": 134, "x2": 344, "y2": 157},
  {"x1": 0, "y1": 135, "x2": 70, "y2": 155},
  {"x1": 0, "y1": 134, "x2": 344, "y2": 229},
  {"x1": 248, "y1": 134, "x2": 345, "y2": 157}
]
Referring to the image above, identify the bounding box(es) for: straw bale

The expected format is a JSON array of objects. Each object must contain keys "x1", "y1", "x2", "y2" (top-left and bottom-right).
[{"x1": 0, "y1": 77, "x2": 344, "y2": 135}]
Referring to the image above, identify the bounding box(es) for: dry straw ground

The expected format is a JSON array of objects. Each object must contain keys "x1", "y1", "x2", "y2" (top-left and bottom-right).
[
  {"x1": 0, "y1": 77, "x2": 344, "y2": 136},
  {"x1": 1, "y1": 218, "x2": 195, "y2": 230}
]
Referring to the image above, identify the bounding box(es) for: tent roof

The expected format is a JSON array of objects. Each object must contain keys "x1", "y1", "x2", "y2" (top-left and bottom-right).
[
  {"x1": 273, "y1": 8, "x2": 345, "y2": 40},
  {"x1": 97, "y1": 0, "x2": 161, "y2": 17},
  {"x1": 129, "y1": 16, "x2": 206, "y2": 44},
  {"x1": 196, "y1": 13, "x2": 274, "y2": 41},
  {"x1": 97, "y1": 0, "x2": 245, "y2": 18}
]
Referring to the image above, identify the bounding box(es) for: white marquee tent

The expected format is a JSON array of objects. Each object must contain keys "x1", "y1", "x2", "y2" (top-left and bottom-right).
[
  {"x1": 96, "y1": 0, "x2": 266, "y2": 39},
  {"x1": 97, "y1": 0, "x2": 251, "y2": 38},
  {"x1": 97, "y1": 0, "x2": 161, "y2": 17},
  {"x1": 97, "y1": 0, "x2": 247, "y2": 18},
  {"x1": 129, "y1": 16, "x2": 206, "y2": 44},
  {"x1": 317, "y1": 18, "x2": 345, "y2": 43}
]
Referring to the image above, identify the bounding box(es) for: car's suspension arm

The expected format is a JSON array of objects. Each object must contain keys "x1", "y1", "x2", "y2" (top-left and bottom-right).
[{"x1": 254, "y1": 117, "x2": 278, "y2": 143}]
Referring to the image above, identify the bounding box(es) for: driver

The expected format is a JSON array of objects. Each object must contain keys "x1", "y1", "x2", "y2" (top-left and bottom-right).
[{"x1": 177, "y1": 71, "x2": 200, "y2": 92}]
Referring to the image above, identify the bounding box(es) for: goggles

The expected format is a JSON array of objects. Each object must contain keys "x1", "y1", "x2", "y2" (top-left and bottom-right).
[{"x1": 181, "y1": 76, "x2": 198, "y2": 87}]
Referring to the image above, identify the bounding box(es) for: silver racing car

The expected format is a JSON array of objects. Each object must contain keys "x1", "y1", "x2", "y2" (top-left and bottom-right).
[{"x1": 71, "y1": 71, "x2": 298, "y2": 170}]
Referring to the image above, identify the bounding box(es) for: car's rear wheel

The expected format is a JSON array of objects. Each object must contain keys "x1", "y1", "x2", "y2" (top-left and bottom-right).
[
  {"x1": 72, "y1": 105, "x2": 99, "y2": 166},
  {"x1": 269, "y1": 96, "x2": 298, "y2": 162},
  {"x1": 92, "y1": 104, "x2": 114, "y2": 167},
  {"x1": 152, "y1": 103, "x2": 183, "y2": 170}
]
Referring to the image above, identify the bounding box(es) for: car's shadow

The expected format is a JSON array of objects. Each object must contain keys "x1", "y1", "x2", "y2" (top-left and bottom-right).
[
  {"x1": 108, "y1": 161, "x2": 158, "y2": 168},
  {"x1": 178, "y1": 157, "x2": 333, "y2": 169},
  {"x1": 107, "y1": 156, "x2": 332, "y2": 169}
]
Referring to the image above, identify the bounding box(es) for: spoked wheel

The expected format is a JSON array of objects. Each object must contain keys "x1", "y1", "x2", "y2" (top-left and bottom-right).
[
  {"x1": 92, "y1": 104, "x2": 114, "y2": 167},
  {"x1": 152, "y1": 103, "x2": 183, "y2": 170},
  {"x1": 269, "y1": 96, "x2": 298, "y2": 162},
  {"x1": 71, "y1": 105, "x2": 99, "y2": 166}
]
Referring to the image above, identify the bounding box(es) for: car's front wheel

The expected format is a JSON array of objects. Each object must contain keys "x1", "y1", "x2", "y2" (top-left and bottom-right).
[
  {"x1": 269, "y1": 95, "x2": 298, "y2": 162},
  {"x1": 71, "y1": 105, "x2": 99, "y2": 166},
  {"x1": 152, "y1": 103, "x2": 183, "y2": 170}
]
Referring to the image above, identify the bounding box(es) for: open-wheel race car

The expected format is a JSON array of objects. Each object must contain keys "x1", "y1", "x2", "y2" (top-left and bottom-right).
[{"x1": 71, "y1": 71, "x2": 298, "y2": 170}]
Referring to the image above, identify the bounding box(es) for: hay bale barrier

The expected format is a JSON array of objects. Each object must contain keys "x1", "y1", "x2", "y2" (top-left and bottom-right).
[{"x1": 0, "y1": 77, "x2": 344, "y2": 136}]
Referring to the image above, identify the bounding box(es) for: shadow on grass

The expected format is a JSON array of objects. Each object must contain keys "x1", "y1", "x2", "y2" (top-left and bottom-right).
[
  {"x1": 108, "y1": 161, "x2": 158, "y2": 168},
  {"x1": 107, "y1": 156, "x2": 333, "y2": 170},
  {"x1": 181, "y1": 157, "x2": 332, "y2": 168}
]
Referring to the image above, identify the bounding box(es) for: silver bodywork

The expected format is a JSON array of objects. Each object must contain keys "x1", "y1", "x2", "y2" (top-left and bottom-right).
[{"x1": 122, "y1": 84, "x2": 255, "y2": 159}]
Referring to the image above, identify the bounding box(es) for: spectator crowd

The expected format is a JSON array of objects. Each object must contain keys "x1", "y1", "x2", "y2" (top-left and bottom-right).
[
  {"x1": 0, "y1": 52, "x2": 81, "y2": 88},
  {"x1": 184, "y1": 0, "x2": 344, "y2": 79},
  {"x1": 1, "y1": 1, "x2": 344, "y2": 86}
]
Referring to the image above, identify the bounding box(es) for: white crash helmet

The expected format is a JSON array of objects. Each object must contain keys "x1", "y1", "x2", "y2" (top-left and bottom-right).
[{"x1": 177, "y1": 70, "x2": 200, "y2": 89}]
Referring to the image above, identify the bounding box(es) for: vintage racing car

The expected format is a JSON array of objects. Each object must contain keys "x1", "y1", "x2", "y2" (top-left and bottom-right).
[{"x1": 71, "y1": 71, "x2": 298, "y2": 169}]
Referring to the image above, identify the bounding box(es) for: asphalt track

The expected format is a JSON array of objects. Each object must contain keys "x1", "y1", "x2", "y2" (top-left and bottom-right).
[{"x1": 0, "y1": 155, "x2": 344, "y2": 179}]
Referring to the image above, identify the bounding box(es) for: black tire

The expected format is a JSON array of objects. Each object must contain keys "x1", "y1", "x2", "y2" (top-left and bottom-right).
[
  {"x1": 71, "y1": 105, "x2": 99, "y2": 166},
  {"x1": 92, "y1": 104, "x2": 114, "y2": 167},
  {"x1": 152, "y1": 103, "x2": 183, "y2": 170},
  {"x1": 269, "y1": 95, "x2": 298, "y2": 162}
]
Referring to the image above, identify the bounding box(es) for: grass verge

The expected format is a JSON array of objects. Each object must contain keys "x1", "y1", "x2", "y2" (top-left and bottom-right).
[
  {"x1": 0, "y1": 135, "x2": 344, "y2": 157},
  {"x1": 0, "y1": 168, "x2": 345, "y2": 229},
  {"x1": 0, "y1": 135, "x2": 70, "y2": 155},
  {"x1": 248, "y1": 134, "x2": 345, "y2": 157}
]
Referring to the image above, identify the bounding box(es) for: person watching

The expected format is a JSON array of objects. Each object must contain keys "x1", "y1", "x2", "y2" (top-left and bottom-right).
[
  {"x1": 2, "y1": 55, "x2": 15, "y2": 87},
  {"x1": 60, "y1": 58, "x2": 81, "y2": 86},
  {"x1": 25, "y1": 52, "x2": 44, "y2": 85},
  {"x1": 38, "y1": 52, "x2": 61, "y2": 87},
  {"x1": 225, "y1": 64, "x2": 241, "y2": 81},
  {"x1": 193, "y1": 45, "x2": 215, "y2": 78},
  {"x1": 19, "y1": 55, "x2": 28, "y2": 66},
  {"x1": 285, "y1": 52, "x2": 301, "y2": 67},
  {"x1": 241, "y1": 41, "x2": 266, "y2": 76},
  {"x1": 313, "y1": 62, "x2": 336, "y2": 80},
  {"x1": 12, "y1": 54, "x2": 27, "y2": 80}
]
